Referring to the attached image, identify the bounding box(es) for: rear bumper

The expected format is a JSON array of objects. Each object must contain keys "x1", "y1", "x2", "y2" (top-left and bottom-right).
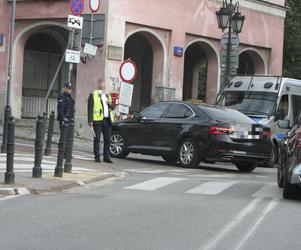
[
  {"x1": 206, "y1": 152, "x2": 271, "y2": 163},
  {"x1": 205, "y1": 137, "x2": 273, "y2": 163}
]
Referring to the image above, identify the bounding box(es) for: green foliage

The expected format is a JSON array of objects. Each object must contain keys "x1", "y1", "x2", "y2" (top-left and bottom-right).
[
  {"x1": 198, "y1": 62, "x2": 207, "y2": 101},
  {"x1": 283, "y1": 0, "x2": 301, "y2": 79}
]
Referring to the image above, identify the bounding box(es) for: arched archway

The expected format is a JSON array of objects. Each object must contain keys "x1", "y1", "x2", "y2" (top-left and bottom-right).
[
  {"x1": 238, "y1": 49, "x2": 266, "y2": 75},
  {"x1": 124, "y1": 30, "x2": 165, "y2": 111},
  {"x1": 183, "y1": 40, "x2": 219, "y2": 104},
  {"x1": 11, "y1": 22, "x2": 69, "y2": 118},
  {"x1": 21, "y1": 26, "x2": 69, "y2": 117}
]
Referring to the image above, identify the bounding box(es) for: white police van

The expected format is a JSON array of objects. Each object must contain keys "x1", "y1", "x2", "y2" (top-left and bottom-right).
[{"x1": 216, "y1": 75, "x2": 301, "y2": 167}]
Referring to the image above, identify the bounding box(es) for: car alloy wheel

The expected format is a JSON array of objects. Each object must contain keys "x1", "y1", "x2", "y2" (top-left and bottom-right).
[
  {"x1": 110, "y1": 131, "x2": 128, "y2": 158},
  {"x1": 178, "y1": 138, "x2": 199, "y2": 168}
]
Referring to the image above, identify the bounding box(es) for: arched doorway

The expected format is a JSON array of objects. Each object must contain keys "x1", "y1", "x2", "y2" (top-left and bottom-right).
[
  {"x1": 238, "y1": 50, "x2": 265, "y2": 75},
  {"x1": 124, "y1": 31, "x2": 164, "y2": 112},
  {"x1": 183, "y1": 41, "x2": 219, "y2": 104},
  {"x1": 21, "y1": 26, "x2": 69, "y2": 118}
]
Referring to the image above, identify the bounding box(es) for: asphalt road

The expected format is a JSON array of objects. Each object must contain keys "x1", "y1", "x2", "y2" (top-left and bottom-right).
[{"x1": 0, "y1": 154, "x2": 300, "y2": 250}]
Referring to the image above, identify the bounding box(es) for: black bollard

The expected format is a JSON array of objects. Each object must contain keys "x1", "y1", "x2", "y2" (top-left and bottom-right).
[
  {"x1": 4, "y1": 116, "x2": 15, "y2": 184},
  {"x1": 32, "y1": 115, "x2": 45, "y2": 178},
  {"x1": 54, "y1": 118, "x2": 68, "y2": 177},
  {"x1": 1, "y1": 105, "x2": 11, "y2": 153},
  {"x1": 44, "y1": 111, "x2": 55, "y2": 156},
  {"x1": 64, "y1": 118, "x2": 75, "y2": 173}
]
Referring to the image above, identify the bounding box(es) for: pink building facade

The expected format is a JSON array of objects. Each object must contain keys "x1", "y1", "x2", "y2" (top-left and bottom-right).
[{"x1": 0, "y1": 0, "x2": 286, "y2": 135}]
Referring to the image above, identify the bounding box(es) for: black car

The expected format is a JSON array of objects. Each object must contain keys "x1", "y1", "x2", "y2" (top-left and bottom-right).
[
  {"x1": 277, "y1": 116, "x2": 301, "y2": 199},
  {"x1": 110, "y1": 101, "x2": 273, "y2": 172}
]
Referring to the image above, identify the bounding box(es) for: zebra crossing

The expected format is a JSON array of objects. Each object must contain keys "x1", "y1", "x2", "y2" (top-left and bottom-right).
[
  {"x1": 122, "y1": 177, "x2": 282, "y2": 199},
  {"x1": 0, "y1": 152, "x2": 96, "y2": 174}
]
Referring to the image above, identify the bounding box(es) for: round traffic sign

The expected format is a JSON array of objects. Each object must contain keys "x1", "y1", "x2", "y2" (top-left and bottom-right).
[
  {"x1": 119, "y1": 59, "x2": 137, "y2": 83},
  {"x1": 89, "y1": 0, "x2": 100, "y2": 13},
  {"x1": 70, "y1": 0, "x2": 85, "y2": 16}
]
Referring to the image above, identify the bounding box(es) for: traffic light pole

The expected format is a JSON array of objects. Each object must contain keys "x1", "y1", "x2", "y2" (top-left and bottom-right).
[{"x1": 1, "y1": 0, "x2": 16, "y2": 153}]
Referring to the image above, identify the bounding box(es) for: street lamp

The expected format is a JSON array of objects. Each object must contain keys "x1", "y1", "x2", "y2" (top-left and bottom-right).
[{"x1": 216, "y1": 0, "x2": 245, "y2": 90}]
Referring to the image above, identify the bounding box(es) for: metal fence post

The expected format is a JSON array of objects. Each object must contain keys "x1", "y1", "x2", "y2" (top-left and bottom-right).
[
  {"x1": 1, "y1": 105, "x2": 11, "y2": 153},
  {"x1": 64, "y1": 118, "x2": 75, "y2": 173},
  {"x1": 32, "y1": 115, "x2": 45, "y2": 178},
  {"x1": 44, "y1": 111, "x2": 55, "y2": 156},
  {"x1": 4, "y1": 116, "x2": 15, "y2": 184},
  {"x1": 54, "y1": 118, "x2": 68, "y2": 177}
]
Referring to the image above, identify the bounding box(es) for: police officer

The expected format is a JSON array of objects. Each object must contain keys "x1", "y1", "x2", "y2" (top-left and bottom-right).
[
  {"x1": 88, "y1": 79, "x2": 114, "y2": 163},
  {"x1": 57, "y1": 82, "x2": 75, "y2": 127}
]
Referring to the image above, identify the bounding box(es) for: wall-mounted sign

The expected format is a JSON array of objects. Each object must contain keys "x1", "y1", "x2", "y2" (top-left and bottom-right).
[
  {"x1": 108, "y1": 46, "x2": 123, "y2": 61},
  {"x1": 83, "y1": 43, "x2": 97, "y2": 56},
  {"x1": 174, "y1": 46, "x2": 183, "y2": 57}
]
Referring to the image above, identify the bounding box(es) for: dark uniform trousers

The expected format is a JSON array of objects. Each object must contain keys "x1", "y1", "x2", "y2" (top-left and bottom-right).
[{"x1": 93, "y1": 118, "x2": 112, "y2": 160}]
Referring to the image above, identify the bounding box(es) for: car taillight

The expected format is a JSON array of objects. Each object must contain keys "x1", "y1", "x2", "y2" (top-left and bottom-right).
[
  {"x1": 210, "y1": 126, "x2": 231, "y2": 135},
  {"x1": 295, "y1": 132, "x2": 301, "y2": 148}
]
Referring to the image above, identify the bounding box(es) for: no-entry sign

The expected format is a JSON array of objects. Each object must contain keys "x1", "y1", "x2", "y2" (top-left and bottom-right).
[
  {"x1": 119, "y1": 59, "x2": 137, "y2": 83},
  {"x1": 89, "y1": 0, "x2": 100, "y2": 13}
]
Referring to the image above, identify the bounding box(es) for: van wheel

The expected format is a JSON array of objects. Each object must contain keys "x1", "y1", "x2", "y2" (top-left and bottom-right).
[
  {"x1": 235, "y1": 162, "x2": 257, "y2": 172},
  {"x1": 178, "y1": 138, "x2": 199, "y2": 168},
  {"x1": 261, "y1": 145, "x2": 277, "y2": 168},
  {"x1": 110, "y1": 131, "x2": 129, "y2": 158}
]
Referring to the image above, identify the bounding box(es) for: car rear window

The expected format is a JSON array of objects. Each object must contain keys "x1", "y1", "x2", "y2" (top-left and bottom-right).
[{"x1": 197, "y1": 105, "x2": 254, "y2": 123}]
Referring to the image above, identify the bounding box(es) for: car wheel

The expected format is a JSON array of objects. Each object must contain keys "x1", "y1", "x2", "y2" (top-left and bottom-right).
[
  {"x1": 162, "y1": 154, "x2": 178, "y2": 164},
  {"x1": 110, "y1": 131, "x2": 129, "y2": 158},
  {"x1": 283, "y1": 170, "x2": 299, "y2": 199},
  {"x1": 277, "y1": 164, "x2": 284, "y2": 188},
  {"x1": 178, "y1": 138, "x2": 199, "y2": 168},
  {"x1": 235, "y1": 162, "x2": 257, "y2": 172}
]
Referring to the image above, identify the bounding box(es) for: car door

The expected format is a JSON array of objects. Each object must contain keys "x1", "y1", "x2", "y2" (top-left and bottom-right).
[
  {"x1": 126, "y1": 102, "x2": 170, "y2": 150},
  {"x1": 153, "y1": 103, "x2": 195, "y2": 151}
]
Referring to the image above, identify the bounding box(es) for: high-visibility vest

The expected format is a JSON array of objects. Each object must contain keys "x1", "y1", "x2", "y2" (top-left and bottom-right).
[{"x1": 92, "y1": 90, "x2": 114, "y2": 123}]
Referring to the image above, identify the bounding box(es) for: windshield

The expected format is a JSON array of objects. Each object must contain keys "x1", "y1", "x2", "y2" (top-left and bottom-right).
[{"x1": 217, "y1": 91, "x2": 278, "y2": 116}]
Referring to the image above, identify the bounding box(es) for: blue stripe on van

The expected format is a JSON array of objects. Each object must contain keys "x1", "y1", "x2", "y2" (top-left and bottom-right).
[
  {"x1": 252, "y1": 118, "x2": 263, "y2": 124},
  {"x1": 276, "y1": 133, "x2": 286, "y2": 140}
]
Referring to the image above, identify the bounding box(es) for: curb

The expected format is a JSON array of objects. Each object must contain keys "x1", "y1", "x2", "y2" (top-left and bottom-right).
[{"x1": 0, "y1": 173, "x2": 118, "y2": 196}]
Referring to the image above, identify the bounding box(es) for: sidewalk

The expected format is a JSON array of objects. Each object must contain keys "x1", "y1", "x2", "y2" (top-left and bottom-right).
[{"x1": 0, "y1": 143, "x2": 125, "y2": 195}]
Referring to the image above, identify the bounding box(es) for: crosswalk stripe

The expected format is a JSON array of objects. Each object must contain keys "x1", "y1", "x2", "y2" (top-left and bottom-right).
[
  {"x1": 186, "y1": 181, "x2": 238, "y2": 195},
  {"x1": 124, "y1": 177, "x2": 186, "y2": 191},
  {"x1": 252, "y1": 183, "x2": 282, "y2": 199}
]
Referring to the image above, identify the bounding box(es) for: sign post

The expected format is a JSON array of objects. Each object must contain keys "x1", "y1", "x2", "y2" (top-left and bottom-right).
[{"x1": 118, "y1": 59, "x2": 137, "y2": 115}]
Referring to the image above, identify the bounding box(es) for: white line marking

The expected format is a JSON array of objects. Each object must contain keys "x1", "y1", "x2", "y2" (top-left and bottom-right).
[
  {"x1": 233, "y1": 199, "x2": 279, "y2": 250},
  {"x1": 124, "y1": 177, "x2": 186, "y2": 191},
  {"x1": 252, "y1": 183, "x2": 282, "y2": 199},
  {"x1": 201, "y1": 198, "x2": 263, "y2": 250},
  {"x1": 186, "y1": 181, "x2": 238, "y2": 195},
  {"x1": 0, "y1": 195, "x2": 20, "y2": 202}
]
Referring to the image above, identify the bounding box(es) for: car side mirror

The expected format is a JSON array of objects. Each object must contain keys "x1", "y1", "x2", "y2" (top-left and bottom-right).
[{"x1": 277, "y1": 120, "x2": 290, "y2": 129}]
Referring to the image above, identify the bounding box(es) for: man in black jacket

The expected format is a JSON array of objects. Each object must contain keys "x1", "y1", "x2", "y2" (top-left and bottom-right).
[
  {"x1": 88, "y1": 79, "x2": 114, "y2": 163},
  {"x1": 57, "y1": 82, "x2": 75, "y2": 127}
]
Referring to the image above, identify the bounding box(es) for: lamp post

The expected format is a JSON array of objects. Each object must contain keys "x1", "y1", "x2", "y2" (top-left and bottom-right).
[
  {"x1": 1, "y1": 0, "x2": 16, "y2": 153},
  {"x1": 216, "y1": 0, "x2": 245, "y2": 90}
]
